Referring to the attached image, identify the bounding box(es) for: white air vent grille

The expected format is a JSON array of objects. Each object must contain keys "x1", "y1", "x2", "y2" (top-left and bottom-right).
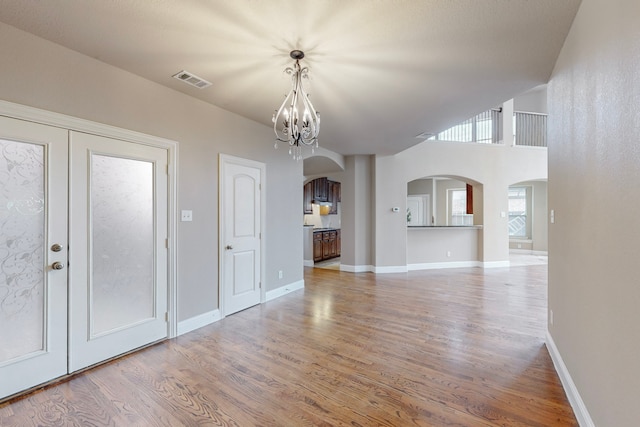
[
  {"x1": 172, "y1": 70, "x2": 212, "y2": 89},
  {"x1": 415, "y1": 132, "x2": 435, "y2": 140}
]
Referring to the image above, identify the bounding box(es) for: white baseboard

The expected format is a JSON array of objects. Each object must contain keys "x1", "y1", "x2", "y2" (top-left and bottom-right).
[
  {"x1": 303, "y1": 259, "x2": 314, "y2": 267},
  {"x1": 546, "y1": 331, "x2": 595, "y2": 427},
  {"x1": 482, "y1": 260, "x2": 510, "y2": 268},
  {"x1": 265, "y1": 280, "x2": 304, "y2": 302},
  {"x1": 372, "y1": 265, "x2": 408, "y2": 274},
  {"x1": 177, "y1": 309, "x2": 221, "y2": 336},
  {"x1": 408, "y1": 261, "x2": 481, "y2": 271},
  {"x1": 510, "y1": 249, "x2": 549, "y2": 256},
  {"x1": 340, "y1": 264, "x2": 374, "y2": 273}
]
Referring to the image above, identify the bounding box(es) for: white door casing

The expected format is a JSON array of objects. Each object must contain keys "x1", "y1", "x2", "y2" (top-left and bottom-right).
[
  {"x1": 219, "y1": 154, "x2": 264, "y2": 316},
  {"x1": 0, "y1": 100, "x2": 177, "y2": 400},
  {"x1": 0, "y1": 116, "x2": 69, "y2": 398},
  {"x1": 68, "y1": 131, "x2": 169, "y2": 372}
]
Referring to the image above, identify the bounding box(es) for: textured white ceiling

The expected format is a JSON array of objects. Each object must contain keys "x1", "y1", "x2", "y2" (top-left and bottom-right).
[{"x1": 0, "y1": 0, "x2": 581, "y2": 155}]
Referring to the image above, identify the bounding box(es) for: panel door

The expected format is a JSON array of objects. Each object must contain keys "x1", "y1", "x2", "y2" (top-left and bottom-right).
[
  {"x1": 68, "y1": 131, "x2": 168, "y2": 372},
  {"x1": 0, "y1": 116, "x2": 68, "y2": 399},
  {"x1": 221, "y1": 155, "x2": 262, "y2": 316}
]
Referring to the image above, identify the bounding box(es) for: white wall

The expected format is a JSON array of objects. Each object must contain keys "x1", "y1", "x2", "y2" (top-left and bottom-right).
[
  {"x1": 547, "y1": 0, "x2": 640, "y2": 425},
  {"x1": 0, "y1": 22, "x2": 303, "y2": 323}
]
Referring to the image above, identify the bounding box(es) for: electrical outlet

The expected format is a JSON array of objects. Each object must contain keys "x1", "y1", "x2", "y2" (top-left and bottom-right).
[
  {"x1": 181, "y1": 210, "x2": 193, "y2": 222},
  {"x1": 278, "y1": 270, "x2": 283, "y2": 279},
  {"x1": 446, "y1": 251, "x2": 451, "y2": 257}
]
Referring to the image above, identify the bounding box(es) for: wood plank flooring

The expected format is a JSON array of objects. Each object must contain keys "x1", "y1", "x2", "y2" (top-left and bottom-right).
[{"x1": 0, "y1": 265, "x2": 577, "y2": 426}]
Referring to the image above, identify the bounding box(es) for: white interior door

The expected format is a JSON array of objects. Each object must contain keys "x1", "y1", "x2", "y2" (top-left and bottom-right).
[
  {"x1": 68, "y1": 132, "x2": 168, "y2": 372},
  {"x1": 220, "y1": 155, "x2": 263, "y2": 316},
  {"x1": 0, "y1": 116, "x2": 68, "y2": 398}
]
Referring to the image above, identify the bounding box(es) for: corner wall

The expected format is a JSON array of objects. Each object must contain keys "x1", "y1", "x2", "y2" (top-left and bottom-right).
[{"x1": 547, "y1": 0, "x2": 640, "y2": 425}]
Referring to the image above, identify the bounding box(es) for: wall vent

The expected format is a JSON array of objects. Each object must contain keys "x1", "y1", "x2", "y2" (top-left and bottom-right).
[{"x1": 172, "y1": 70, "x2": 212, "y2": 89}]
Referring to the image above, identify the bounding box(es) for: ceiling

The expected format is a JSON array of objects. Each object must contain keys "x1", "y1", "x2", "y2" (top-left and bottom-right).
[{"x1": 0, "y1": 0, "x2": 581, "y2": 156}]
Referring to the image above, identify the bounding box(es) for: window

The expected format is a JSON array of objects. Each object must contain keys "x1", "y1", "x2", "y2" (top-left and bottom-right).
[
  {"x1": 448, "y1": 188, "x2": 472, "y2": 225},
  {"x1": 427, "y1": 109, "x2": 502, "y2": 144},
  {"x1": 508, "y1": 187, "x2": 528, "y2": 238}
]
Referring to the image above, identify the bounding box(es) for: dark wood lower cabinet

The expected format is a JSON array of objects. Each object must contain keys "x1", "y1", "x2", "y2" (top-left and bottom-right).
[
  {"x1": 313, "y1": 232, "x2": 323, "y2": 262},
  {"x1": 313, "y1": 229, "x2": 340, "y2": 262}
]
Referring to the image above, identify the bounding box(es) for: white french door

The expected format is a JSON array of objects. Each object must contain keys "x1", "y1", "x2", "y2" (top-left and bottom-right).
[
  {"x1": 0, "y1": 116, "x2": 69, "y2": 398},
  {"x1": 220, "y1": 155, "x2": 263, "y2": 316},
  {"x1": 0, "y1": 115, "x2": 170, "y2": 399},
  {"x1": 68, "y1": 131, "x2": 168, "y2": 372}
]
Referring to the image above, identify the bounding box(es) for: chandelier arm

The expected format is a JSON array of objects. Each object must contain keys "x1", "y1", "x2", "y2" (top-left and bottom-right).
[{"x1": 273, "y1": 87, "x2": 295, "y2": 142}]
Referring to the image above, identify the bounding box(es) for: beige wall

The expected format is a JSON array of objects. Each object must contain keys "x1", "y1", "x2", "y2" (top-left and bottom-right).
[
  {"x1": 547, "y1": 0, "x2": 640, "y2": 425},
  {"x1": 340, "y1": 155, "x2": 373, "y2": 270},
  {"x1": 0, "y1": 22, "x2": 303, "y2": 323}
]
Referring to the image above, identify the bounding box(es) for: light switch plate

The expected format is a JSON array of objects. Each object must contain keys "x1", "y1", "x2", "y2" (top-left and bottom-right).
[{"x1": 181, "y1": 210, "x2": 193, "y2": 222}]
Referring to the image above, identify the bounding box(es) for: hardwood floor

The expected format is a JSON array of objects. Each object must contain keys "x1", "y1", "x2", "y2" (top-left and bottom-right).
[{"x1": 0, "y1": 265, "x2": 577, "y2": 426}]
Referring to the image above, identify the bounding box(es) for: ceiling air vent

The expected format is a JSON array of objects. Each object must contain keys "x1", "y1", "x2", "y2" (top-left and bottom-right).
[
  {"x1": 415, "y1": 132, "x2": 435, "y2": 140},
  {"x1": 172, "y1": 70, "x2": 212, "y2": 89}
]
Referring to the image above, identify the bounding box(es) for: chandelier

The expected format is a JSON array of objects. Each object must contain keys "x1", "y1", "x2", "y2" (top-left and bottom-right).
[{"x1": 272, "y1": 50, "x2": 320, "y2": 160}]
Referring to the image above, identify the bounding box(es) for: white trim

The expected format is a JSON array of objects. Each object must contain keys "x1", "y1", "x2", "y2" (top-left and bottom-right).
[
  {"x1": 482, "y1": 260, "x2": 510, "y2": 268},
  {"x1": 177, "y1": 310, "x2": 222, "y2": 336},
  {"x1": 303, "y1": 260, "x2": 314, "y2": 267},
  {"x1": 408, "y1": 261, "x2": 481, "y2": 270},
  {"x1": 265, "y1": 280, "x2": 304, "y2": 302},
  {"x1": 373, "y1": 265, "x2": 408, "y2": 274},
  {"x1": 0, "y1": 99, "x2": 179, "y2": 340},
  {"x1": 340, "y1": 264, "x2": 374, "y2": 273},
  {"x1": 546, "y1": 331, "x2": 595, "y2": 427},
  {"x1": 0, "y1": 100, "x2": 177, "y2": 148},
  {"x1": 509, "y1": 249, "x2": 549, "y2": 256}
]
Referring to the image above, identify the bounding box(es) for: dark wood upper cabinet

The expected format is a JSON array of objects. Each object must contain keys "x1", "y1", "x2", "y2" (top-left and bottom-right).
[
  {"x1": 303, "y1": 181, "x2": 313, "y2": 214},
  {"x1": 304, "y1": 177, "x2": 341, "y2": 215},
  {"x1": 313, "y1": 177, "x2": 328, "y2": 202},
  {"x1": 328, "y1": 181, "x2": 341, "y2": 214}
]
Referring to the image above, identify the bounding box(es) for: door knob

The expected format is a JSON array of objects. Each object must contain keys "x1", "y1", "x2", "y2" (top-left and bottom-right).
[
  {"x1": 52, "y1": 262, "x2": 65, "y2": 270},
  {"x1": 51, "y1": 243, "x2": 63, "y2": 252},
  {"x1": 226, "y1": 245, "x2": 233, "y2": 250}
]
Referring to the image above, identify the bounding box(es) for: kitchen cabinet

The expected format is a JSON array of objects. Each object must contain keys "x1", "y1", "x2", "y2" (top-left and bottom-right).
[
  {"x1": 304, "y1": 177, "x2": 341, "y2": 215},
  {"x1": 303, "y1": 181, "x2": 313, "y2": 214},
  {"x1": 328, "y1": 181, "x2": 341, "y2": 214},
  {"x1": 313, "y1": 229, "x2": 341, "y2": 262},
  {"x1": 313, "y1": 232, "x2": 324, "y2": 262},
  {"x1": 313, "y1": 177, "x2": 328, "y2": 202}
]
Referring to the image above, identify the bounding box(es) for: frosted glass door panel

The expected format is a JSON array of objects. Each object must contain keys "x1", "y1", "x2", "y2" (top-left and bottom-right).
[
  {"x1": 70, "y1": 131, "x2": 167, "y2": 373},
  {"x1": 91, "y1": 154, "x2": 155, "y2": 336},
  {"x1": 0, "y1": 139, "x2": 45, "y2": 363},
  {"x1": 0, "y1": 116, "x2": 67, "y2": 400}
]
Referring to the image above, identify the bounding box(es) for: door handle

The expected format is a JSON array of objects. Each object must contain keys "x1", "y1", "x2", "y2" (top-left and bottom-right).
[
  {"x1": 226, "y1": 245, "x2": 233, "y2": 250},
  {"x1": 52, "y1": 262, "x2": 65, "y2": 270}
]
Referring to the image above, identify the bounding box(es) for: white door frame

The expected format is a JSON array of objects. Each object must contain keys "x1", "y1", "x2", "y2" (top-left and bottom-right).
[
  {"x1": 218, "y1": 154, "x2": 266, "y2": 318},
  {"x1": 0, "y1": 99, "x2": 179, "y2": 339}
]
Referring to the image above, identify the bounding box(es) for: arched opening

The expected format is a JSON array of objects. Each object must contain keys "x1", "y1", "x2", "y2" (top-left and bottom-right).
[
  {"x1": 407, "y1": 175, "x2": 484, "y2": 269},
  {"x1": 302, "y1": 153, "x2": 345, "y2": 270},
  {"x1": 507, "y1": 179, "x2": 548, "y2": 266}
]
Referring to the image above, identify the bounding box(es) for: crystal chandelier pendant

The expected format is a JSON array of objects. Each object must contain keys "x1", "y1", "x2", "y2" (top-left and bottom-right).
[{"x1": 272, "y1": 50, "x2": 320, "y2": 160}]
